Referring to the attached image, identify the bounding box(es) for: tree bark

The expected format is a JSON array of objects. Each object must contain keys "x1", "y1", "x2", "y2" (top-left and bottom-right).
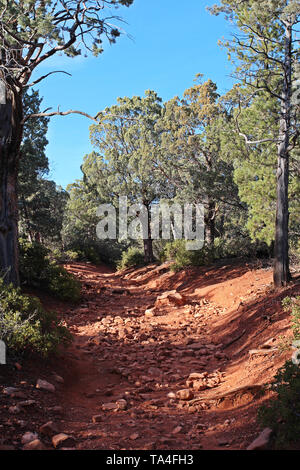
[
  {"x1": 0, "y1": 82, "x2": 23, "y2": 285},
  {"x1": 273, "y1": 20, "x2": 292, "y2": 288},
  {"x1": 205, "y1": 200, "x2": 216, "y2": 247},
  {"x1": 143, "y1": 201, "x2": 154, "y2": 264}
]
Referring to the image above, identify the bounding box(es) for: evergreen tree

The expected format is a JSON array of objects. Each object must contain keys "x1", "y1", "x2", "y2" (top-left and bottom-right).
[
  {"x1": 0, "y1": 0, "x2": 134, "y2": 284},
  {"x1": 210, "y1": 0, "x2": 300, "y2": 285}
]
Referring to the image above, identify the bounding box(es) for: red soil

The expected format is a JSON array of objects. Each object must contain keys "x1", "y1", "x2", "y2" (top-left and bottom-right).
[{"x1": 1, "y1": 259, "x2": 300, "y2": 450}]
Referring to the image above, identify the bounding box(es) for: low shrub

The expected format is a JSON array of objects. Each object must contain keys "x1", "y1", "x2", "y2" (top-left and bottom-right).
[
  {"x1": 161, "y1": 240, "x2": 214, "y2": 271},
  {"x1": 213, "y1": 237, "x2": 271, "y2": 260},
  {"x1": 257, "y1": 297, "x2": 300, "y2": 449},
  {"x1": 282, "y1": 296, "x2": 300, "y2": 341},
  {"x1": 46, "y1": 262, "x2": 81, "y2": 302},
  {"x1": 0, "y1": 278, "x2": 72, "y2": 357},
  {"x1": 117, "y1": 247, "x2": 145, "y2": 270},
  {"x1": 19, "y1": 239, "x2": 81, "y2": 302},
  {"x1": 257, "y1": 361, "x2": 300, "y2": 449}
]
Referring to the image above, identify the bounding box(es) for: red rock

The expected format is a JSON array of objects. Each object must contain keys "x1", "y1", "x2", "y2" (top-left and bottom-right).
[
  {"x1": 21, "y1": 432, "x2": 38, "y2": 444},
  {"x1": 23, "y1": 439, "x2": 46, "y2": 450},
  {"x1": 52, "y1": 433, "x2": 75, "y2": 449},
  {"x1": 247, "y1": 428, "x2": 272, "y2": 450},
  {"x1": 40, "y1": 421, "x2": 59, "y2": 436},
  {"x1": 92, "y1": 415, "x2": 102, "y2": 423},
  {"x1": 36, "y1": 379, "x2": 55, "y2": 393},
  {"x1": 176, "y1": 389, "x2": 194, "y2": 400},
  {"x1": 155, "y1": 290, "x2": 187, "y2": 308}
]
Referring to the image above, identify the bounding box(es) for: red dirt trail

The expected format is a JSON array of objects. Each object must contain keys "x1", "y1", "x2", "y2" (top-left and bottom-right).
[{"x1": 1, "y1": 259, "x2": 300, "y2": 450}]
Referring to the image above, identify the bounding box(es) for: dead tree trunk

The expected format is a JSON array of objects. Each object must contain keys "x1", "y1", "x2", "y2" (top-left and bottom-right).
[
  {"x1": 0, "y1": 81, "x2": 23, "y2": 285},
  {"x1": 273, "y1": 20, "x2": 292, "y2": 288}
]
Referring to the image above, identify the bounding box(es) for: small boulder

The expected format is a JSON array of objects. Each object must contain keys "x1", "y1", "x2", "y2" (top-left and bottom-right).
[
  {"x1": 102, "y1": 402, "x2": 118, "y2": 411},
  {"x1": 52, "y1": 433, "x2": 75, "y2": 449},
  {"x1": 39, "y1": 421, "x2": 59, "y2": 437},
  {"x1": 176, "y1": 389, "x2": 194, "y2": 400},
  {"x1": 23, "y1": 439, "x2": 46, "y2": 450},
  {"x1": 155, "y1": 290, "x2": 187, "y2": 308},
  {"x1": 21, "y1": 432, "x2": 39, "y2": 445},
  {"x1": 247, "y1": 428, "x2": 272, "y2": 450},
  {"x1": 92, "y1": 415, "x2": 102, "y2": 423},
  {"x1": 36, "y1": 379, "x2": 55, "y2": 393}
]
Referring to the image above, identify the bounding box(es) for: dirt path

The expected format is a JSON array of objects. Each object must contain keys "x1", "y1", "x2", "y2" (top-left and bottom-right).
[
  {"x1": 2, "y1": 260, "x2": 298, "y2": 450},
  {"x1": 47, "y1": 260, "x2": 298, "y2": 450}
]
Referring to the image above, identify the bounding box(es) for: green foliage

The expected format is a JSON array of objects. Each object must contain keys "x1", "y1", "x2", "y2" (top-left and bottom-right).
[
  {"x1": 62, "y1": 178, "x2": 127, "y2": 266},
  {"x1": 64, "y1": 250, "x2": 80, "y2": 262},
  {"x1": 46, "y1": 263, "x2": 81, "y2": 302},
  {"x1": 282, "y1": 296, "x2": 300, "y2": 340},
  {"x1": 117, "y1": 247, "x2": 145, "y2": 270},
  {"x1": 19, "y1": 239, "x2": 81, "y2": 302},
  {"x1": 213, "y1": 236, "x2": 271, "y2": 260},
  {"x1": 258, "y1": 296, "x2": 300, "y2": 448},
  {"x1": 160, "y1": 236, "x2": 271, "y2": 272},
  {"x1": 162, "y1": 240, "x2": 214, "y2": 272},
  {"x1": 0, "y1": 278, "x2": 72, "y2": 357},
  {"x1": 19, "y1": 90, "x2": 69, "y2": 245},
  {"x1": 258, "y1": 361, "x2": 300, "y2": 449}
]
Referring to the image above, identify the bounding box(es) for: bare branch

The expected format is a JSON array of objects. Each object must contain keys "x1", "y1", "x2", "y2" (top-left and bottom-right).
[
  {"x1": 25, "y1": 70, "x2": 72, "y2": 88},
  {"x1": 22, "y1": 108, "x2": 99, "y2": 124}
]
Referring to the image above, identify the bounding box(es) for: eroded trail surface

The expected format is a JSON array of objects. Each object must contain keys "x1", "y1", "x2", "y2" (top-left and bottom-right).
[
  {"x1": 51, "y1": 261, "x2": 297, "y2": 450},
  {"x1": 1, "y1": 260, "x2": 299, "y2": 451}
]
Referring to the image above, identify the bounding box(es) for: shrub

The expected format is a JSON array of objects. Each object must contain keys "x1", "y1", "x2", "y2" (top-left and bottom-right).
[
  {"x1": 46, "y1": 262, "x2": 81, "y2": 302},
  {"x1": 19, "y1": 239, "x2": 81, "y2": 302},
  {"x1": 64, "y1": 250, "x2": 80, "y2": 262},
  {"x1": 162, "y1": 240, "x2": 214, "y2": 271},
  {"x1": 117, "y1": 247, "x2": 145, "y2": 270},
  {"x1": 213, "y1": 237, "x2": 271, "y2": 260},
  {"x1": 257, "y1": 296, "x2": 300, "y2": 449},
  {"x1": 0, "y1": 278, "x2": 72, "y2": 357},
  {"x1": 19, "y1": 239, "x2": 49, "y2": 288},
  {"x1": 257, "y1": 361, "x2": 300, "y2": 449},
  {"x1": 282, "y1": 296, "x2": 300, "y2": 341}
]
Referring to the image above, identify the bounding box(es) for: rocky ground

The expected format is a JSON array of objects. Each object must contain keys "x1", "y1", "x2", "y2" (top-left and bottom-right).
[{"x1": 1, "y1": 259, "x2": 299, "y2": 450}]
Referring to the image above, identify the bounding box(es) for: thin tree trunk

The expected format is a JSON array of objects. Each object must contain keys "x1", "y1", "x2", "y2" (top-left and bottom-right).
[
  {"x1": 206, "y1": 200, "x2": 216, "y2": 247},
  {"x1": 0, "y1": 82, "x2": 23, "y2": 285},
  {"x1": 20, "y1": 195, "x2": 33, "y2": 242},
  {"x1": 273, "y1": 20, "x2": 292, "y2": 288},
  {"x1": 143, "y1": 201, "x2": 154, "y2": 263}
]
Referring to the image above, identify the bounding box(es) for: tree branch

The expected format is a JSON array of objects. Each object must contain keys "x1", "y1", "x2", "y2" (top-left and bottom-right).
[
  {"x1": 22, "y1": 108, "x2": 99, "y2": 124},
  {"x1": 25, "y1": 70, "x2": 72, "y2": 88}
]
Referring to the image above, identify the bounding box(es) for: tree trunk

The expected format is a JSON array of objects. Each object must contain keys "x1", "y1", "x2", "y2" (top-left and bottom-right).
[
  {"x1": 206, "y1": 200, "x2": 216, "y2": 247},
  {"x1": 0, "y1": 82, "x2": 23, "y2": 285},
  {"x1": 143, "y1": 201, "x2": 154, "y2": 264},
  {"x1": 273, "y1": 21, "x2": 292, "y2": 288}
]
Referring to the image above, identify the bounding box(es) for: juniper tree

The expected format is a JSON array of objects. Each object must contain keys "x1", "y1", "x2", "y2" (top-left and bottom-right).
[
  {"x1": 210, "y1": 0, "x2": 300, "y2": 286},
  {"x1": 157, "y1": 77, "x2": 241, "y2": 247},
  {"x1": 88, "y1": 91, "x2": 167, "y2": 263},
  {"x1": 0, "y1": 0, "x2": 133, "y2": 284}
]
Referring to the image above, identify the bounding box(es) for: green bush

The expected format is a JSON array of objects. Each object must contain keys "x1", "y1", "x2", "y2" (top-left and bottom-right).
[
  {"x1": 64, "y1": 250, "x2": 80, "y2": 262},
  {"x1": 117, "y1": 247, "x2": 145, "y2": 270},
  {"x1": 19, "y1": 239, "x2": 81, "y2": 302},
  {"x1": 257, "y1": 361, "x2": 300, "y2": 449},
  {"x1": 257, "y1": 296, "x2": 300, "y2": 449},
  {"x1": 0, "y1": 278, "x2": 72, "y2": 357},
  {"x1": 282, "y1": 296, "x2": 300, "y2": 341},
  {"x1": 46, "y1": 262, "x2": 81, "y2": 302},
  {"x1": 213, "y1": 237, "x2": 271, "y2": 260},
  {"x1": 19, "y1": 239, "x2": 49, "y2": 288},
  {"x1": 161, "y1": 239, "x2": 214, "y2": 271}
]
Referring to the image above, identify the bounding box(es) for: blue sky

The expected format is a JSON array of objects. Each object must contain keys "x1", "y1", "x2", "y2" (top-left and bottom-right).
[{"x1": 33, "y1": 0, "x2": 234, "y2": 189}]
